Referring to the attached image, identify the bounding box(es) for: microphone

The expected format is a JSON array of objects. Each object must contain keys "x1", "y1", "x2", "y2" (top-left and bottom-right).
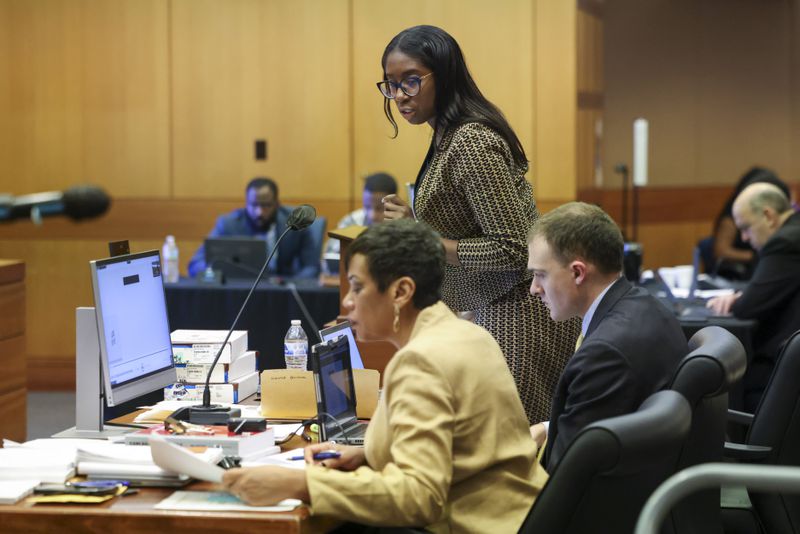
[
  {"x1": 176, "y1": 204, "x2": 317, "y2": 425},
  {"x1": 0, "y1": 185, "x2": 110, "y2": 223}
]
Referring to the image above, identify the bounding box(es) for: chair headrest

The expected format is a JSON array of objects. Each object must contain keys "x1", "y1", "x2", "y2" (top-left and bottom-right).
[{"x1": 671, "y1": 326, "x2": 746, "y2": 401}]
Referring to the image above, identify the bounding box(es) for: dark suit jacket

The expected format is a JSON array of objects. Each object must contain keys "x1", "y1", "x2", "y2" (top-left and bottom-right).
[
  {"x1": 544, "y1": 277, "x2": 687, "y2": 471},
  {"x1": 732, "y1": 211, "x2": 800, "y2": 400},
  {"x1": 187, "y1": 205, "x2": 322, "y2": 279}
]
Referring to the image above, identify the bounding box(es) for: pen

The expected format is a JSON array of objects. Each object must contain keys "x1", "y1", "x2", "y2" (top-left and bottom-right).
[{"x1": 290, "y1": 451, "x2": 341, "y2": 461}]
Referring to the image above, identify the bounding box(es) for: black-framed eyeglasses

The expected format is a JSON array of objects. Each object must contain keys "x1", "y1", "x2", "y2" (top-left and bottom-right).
[{"x1": 376, "y1": 73, "x2": 433, "y2": 99}]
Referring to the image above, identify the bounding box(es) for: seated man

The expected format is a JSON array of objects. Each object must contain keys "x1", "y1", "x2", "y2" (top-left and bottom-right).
[
  {"x1": 323, "y1": 172, "x2": 398, "y2": 257},
  {"x1": 707, "y1": 182, "x2": 800, "y2": 411},
  {"x1": 188, "y1": 177, "x2": 321, "y2": 279},
  {"x1": 527, "y1": 202, "x2": 686, "y2": 471}
]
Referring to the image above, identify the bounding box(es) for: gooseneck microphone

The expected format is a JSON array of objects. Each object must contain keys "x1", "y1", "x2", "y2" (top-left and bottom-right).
[
  {"x1": 0, "y1": 185, "x2": 111, "y2": 223},
  {"x1": 178, "y1": 204, "x2": 317, "y2": 425}
]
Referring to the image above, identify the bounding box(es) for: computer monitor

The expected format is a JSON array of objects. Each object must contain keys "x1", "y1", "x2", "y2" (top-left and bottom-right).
[
  {"x1": 91, "y1": 249, "x2": 177, "y2": 407},
  {"x1": 204, "y1": 237, "x2": 267, "y2": 279},
  {"x1": 319, "y1": 321, "x2": 364, "y2": 369},
  {"x1": 55, "y1": 250, "x2": 177, "y2": 439}
]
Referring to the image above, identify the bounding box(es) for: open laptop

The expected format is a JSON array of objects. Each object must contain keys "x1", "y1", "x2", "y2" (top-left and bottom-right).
[
  {"x1": 319, "y1": 321, "x2": 364, "y2": 369},
  {"x1": 311, "y1": 336, "x2": 368, "y2": 446},
  {"x1": 204, "y1": 237, "x2": 267, "y2": 280}
]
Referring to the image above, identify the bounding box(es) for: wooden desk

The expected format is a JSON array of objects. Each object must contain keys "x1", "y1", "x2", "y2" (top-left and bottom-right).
[
  {"x1": 0, "y1": 259, "x2": 26, "y2": 443},
  {"x1": 0, "y1": 409, "x2": 339, "y2": 533},
  {"x1": 0, "y1": 481, "x2": 339, "y2": 533}
]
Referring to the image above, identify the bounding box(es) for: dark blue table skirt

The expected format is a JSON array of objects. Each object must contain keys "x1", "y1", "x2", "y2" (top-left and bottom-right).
[{"x1": 164, "y1": 278, "x2": 341, "y2": 371}]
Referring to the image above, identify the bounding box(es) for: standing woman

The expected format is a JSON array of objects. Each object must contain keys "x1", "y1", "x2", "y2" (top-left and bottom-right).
[{"x1": 380, "y1": 25, "x2": 580, "y2": 423}]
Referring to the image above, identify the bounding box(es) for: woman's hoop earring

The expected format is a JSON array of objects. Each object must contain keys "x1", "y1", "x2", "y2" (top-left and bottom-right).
[{"x1": 393, "y1": 304, "x2": 400, "y2": 333}]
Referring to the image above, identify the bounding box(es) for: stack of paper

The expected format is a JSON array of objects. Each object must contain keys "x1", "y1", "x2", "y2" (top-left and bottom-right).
[
  {"x1": 0, "y1": 480, "x2": 39, "y2": 505},
  {"x1": 0, "y1": 441, "x2": 76, "y2": 483}
]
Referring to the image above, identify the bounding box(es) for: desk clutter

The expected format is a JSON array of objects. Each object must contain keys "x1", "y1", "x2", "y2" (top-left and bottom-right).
[{"x1": 165, "y1": 329, "x2": 259, "y2": 404}]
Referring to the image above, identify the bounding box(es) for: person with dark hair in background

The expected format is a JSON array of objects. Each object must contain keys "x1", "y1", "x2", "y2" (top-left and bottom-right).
[
  {"x1": 324, "y1": 172, "x2": 398, "y2": 257},
  {"x1": 710, "y1": 166, "x2": 792, "y2": 279},
  {"x1": 187, "y1": 177, "x2": 321, "y2": 279},
  {"x1": 379, "y1": 25, "x2": 580, "y2": 424},
  {"x1": 223, "y1": 220, "x2": 545, "y2": 532},
  {"x1": 527, "y1": 202, "x2": 686, "y2": 471},
  {"x1": 707, "y1": 182, "x2": 800, "y2": 411}
]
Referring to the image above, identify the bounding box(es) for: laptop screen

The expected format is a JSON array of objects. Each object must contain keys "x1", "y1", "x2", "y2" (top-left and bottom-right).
[
  {"x1": 319, "y1": 321, "x2": 364, "y2": 369},
  {"x1": 312, "y1": 336, "x2": 358, "y2": 441}
]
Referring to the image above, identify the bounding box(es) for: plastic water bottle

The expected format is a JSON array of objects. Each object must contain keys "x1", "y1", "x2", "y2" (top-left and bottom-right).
[
  {"x1": 162, "y1": 235, "x2": 180, "y2": 283},
  {"x1": 284, "y1": 320, "x2": 308, "y2": 370}
]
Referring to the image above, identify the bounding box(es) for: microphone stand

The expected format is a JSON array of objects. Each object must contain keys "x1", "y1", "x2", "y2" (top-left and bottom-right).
[{"x1": 177, "y1": 214, "x2": 311, "y2": 425}]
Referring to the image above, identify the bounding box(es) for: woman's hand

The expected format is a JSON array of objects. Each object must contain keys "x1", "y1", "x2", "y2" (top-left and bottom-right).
[
  {"x1": 222, "y1": 465, "x2": 308, "y2": 506},
  {"x1": 382, "y1": 194, "x2": 413, "y2": 220},
  {"x1": 303, "y1": 441, "x2": 366, "y2": 471}
]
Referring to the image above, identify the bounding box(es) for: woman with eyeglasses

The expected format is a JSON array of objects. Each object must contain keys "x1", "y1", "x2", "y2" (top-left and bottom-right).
[
  {"x1": 379, "y1": 25, "x2": 580, "y2": 423},
  {"x1": 223, "y1": 220, "x2": 546, "y2": 532}
]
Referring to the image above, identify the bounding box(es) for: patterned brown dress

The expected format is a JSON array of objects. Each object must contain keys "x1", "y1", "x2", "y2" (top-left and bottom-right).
[{"x1": 413, "y1": 122, "x2": 580, "y2": 423}]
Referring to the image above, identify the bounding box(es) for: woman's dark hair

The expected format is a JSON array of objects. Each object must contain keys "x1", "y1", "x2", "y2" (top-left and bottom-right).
[
  {"x1": 380, "y1": 25, "x2": 528, "y2": 168},
  {"x1": 716, "y1": 166, "x2": 789, "y2": 228},
  {"x1": 345, "y1": 219, "x2": 444, "y2": 309}
]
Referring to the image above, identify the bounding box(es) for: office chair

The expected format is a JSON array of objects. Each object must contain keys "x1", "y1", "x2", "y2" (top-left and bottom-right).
[
  {"x1": 723, "y1": 329, "x2": 800, "y2": 534},
  {"x1": 666, "y1": 326, "x2": 747, "y2": 534},
  {"x1": 518, "y1": 390, "x2": 691, "y2": 534}
]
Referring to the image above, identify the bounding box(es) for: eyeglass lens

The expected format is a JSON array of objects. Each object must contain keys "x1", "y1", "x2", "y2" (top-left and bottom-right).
[{"x1": 379, "y1": 76, "x2": 422, "y2": 99}]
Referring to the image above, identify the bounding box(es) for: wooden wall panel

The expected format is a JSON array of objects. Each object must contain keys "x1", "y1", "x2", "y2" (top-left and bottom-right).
[
  {"x1": 0, "y1": 262, "x2": 26, "y2": 442},
  {"x1": 603, "y1": 0, "x2": 795, "y2": 188},
  {"x1": 170, "y1": 0, "x2": 351, "y2": 202},
  {"x1": 351, "y1": 0, "x2": 535, "y2": 199},
  {"x1": 0, "y1": 0, "x2": 170, "y2": 197}
]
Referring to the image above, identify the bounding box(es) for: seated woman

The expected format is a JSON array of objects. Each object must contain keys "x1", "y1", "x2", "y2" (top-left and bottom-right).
[
  {"x1": 223, "y1": 219, "x2": 545, "y2": 532},
  {"x1": 711, "y1": 166, "x2": 792, "y2": 279}
]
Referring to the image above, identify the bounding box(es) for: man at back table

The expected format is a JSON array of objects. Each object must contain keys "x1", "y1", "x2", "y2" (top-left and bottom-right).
[
  {"x1": 707, "y1": 182, "x2": 800, "y2": 411},
  {"x1": 188, "y1": 177, "x2": 321, "y2": 279},
  {"x1": 527, "y1": 202, "x2": 686, "y2": 471}
]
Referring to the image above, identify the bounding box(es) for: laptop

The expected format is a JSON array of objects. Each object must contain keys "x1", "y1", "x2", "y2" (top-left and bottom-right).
[
  {"x1": 653, "y1": 269, "x2": 716, "y2": 320},
  {"x1": 311, "y1": 336, "x2": 368, "y2": 446},
  {"x1": 319, "y1": 321, "x2": 365, "y2": 369},
  {"x1": 204, "y1": 237, "x2": 267, "y2": 280}
]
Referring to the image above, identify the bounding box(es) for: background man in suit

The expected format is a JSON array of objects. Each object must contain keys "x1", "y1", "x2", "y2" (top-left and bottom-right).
[
  {"x1": 323, "y1": 172, "x2": 398, "y2": 257},
  {"x1": 188, "y1": 177, "x2": 321, "y2": 279},
  {"x1": 707, "y1": 182, "x2": 800, "y2": 411},
  {"x1": 527, "y1": 202, "x2": 686, "y2": 471}
]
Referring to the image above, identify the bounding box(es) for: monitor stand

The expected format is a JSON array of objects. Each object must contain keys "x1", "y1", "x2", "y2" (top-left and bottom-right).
[{"x1": 52, "y1": 307, "x2": 130, "y2": 439}]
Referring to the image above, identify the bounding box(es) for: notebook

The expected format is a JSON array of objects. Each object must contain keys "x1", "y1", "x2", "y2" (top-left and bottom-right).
[
  {"x1": 311, "y1": 336, "x2": 368, "y2": 446},
  {"x1": 318, "y1": 321, "x2": 365, "y2": 369}
]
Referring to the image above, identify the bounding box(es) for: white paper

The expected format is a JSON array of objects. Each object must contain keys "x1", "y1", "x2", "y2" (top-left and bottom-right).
[
  {"x1": 155, "y1": 490, "x2": 300, "y2": 512},
  {"x1": 240, "y1": 447, "x2": 306, "y2": 470},
  {"x1": 0, "y1": 480, "x2": 39, "y2": 505},
  {"x1": 149, "y1": 436, "x2": 226, "y2": 483}
]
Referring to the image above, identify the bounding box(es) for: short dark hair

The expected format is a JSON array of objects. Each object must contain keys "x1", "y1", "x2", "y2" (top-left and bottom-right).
[
  {"x1": 380, "y1": 25, "x2": 528, "y2": 168},
  {"x1": 364, "y1": 173, "x2": 397, "y2": 195},
  {"x1": 345, "y1": 219, "x2": 444, "y2": 309},
  {"x1": 529, "y1": 202, "x2": 623, "y2": 275},
  {"x1": 246, "y1": 177, "x2": 278, "y2": 199}
]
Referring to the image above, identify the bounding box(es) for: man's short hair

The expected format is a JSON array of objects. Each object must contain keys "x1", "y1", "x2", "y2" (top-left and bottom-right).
[
  {"x1": 529, "y1": 202, "x2": 624, "y2": 274},
  {"x1": 745, "y1": 183, "x2": 791, "y2": 215},
  {"x1": 246, "y1": 177, "x2": 279, "y2": 199},
  {"x1": 364, "y1": 173, "x2": 397, "y2": 194}
]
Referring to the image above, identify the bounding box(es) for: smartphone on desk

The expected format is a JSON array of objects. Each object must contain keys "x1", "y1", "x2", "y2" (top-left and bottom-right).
[{"x1": 34, "y1": 483, "x2": 120, "y2": 496}]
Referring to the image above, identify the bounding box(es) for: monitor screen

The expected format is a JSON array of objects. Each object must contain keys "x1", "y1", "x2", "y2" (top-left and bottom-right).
[
  {"x1": 319, "y1": 321, "x2": 364, "y2": 369},
  {"x1": 90, "y1": 250, "x2": 176, "y2": 406},
  {"x1": 313, "y1": 337, "x2": 357, "y2": 438},
  {"x1": 204, "y1": 237, "x2": 267, "y2": 279}
]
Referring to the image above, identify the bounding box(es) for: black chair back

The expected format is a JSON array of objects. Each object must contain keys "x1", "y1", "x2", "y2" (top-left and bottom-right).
[
  {"x1": 667, "y1": 326, "x2": 747, "y2": 534},
  {"x1": 519, "y1": 390, "x2": 691, "y2": 534},
  {"x1": 747, "y1": 330, "x2": 800, "y2": 534}
]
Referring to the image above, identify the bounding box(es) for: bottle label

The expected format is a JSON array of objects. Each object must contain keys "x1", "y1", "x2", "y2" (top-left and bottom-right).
[{"x1": 284, "y1": 342, "x2": 307, "y2": 356}]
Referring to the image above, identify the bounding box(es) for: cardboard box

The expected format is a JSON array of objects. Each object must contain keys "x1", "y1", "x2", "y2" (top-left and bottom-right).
[
  {"x1": 170, "y1": 329, "x2": 248, "y2": 364},
  {"x1": 175, "y1": 351, "x2": 256, "y2": 383},
  {"x1": 260, "y1": 369, "x2": 379, "y2": 420},
  {"x1": 164, "y1": 371, "x2": 258, "y2": 404}
]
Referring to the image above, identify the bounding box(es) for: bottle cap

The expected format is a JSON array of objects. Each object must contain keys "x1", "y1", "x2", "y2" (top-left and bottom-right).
[{"x1": 291, "y1": 319, "x2": 301, "y2": 325}]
